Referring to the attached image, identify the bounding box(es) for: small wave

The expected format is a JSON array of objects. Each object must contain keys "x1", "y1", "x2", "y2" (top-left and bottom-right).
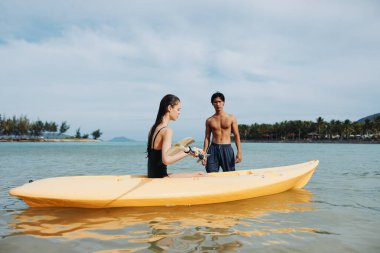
[
  {"x1": 312, "y1": 200, "x2": 358, "y2": 209},
  {"x1": 312, "y1": 229, "x2": 339, "y2": 235},
  {"x1": 340, "y1": 171, "x2": 380, "y2": 177},
  {"x1": 356, "y1": 203, "x2": 380, "y2": 212},
  {"x1": 312, "y1": 200, "x2": 380, "y2": 213}
]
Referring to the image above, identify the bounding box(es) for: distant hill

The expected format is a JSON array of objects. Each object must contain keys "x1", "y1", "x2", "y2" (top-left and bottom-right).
[
  {"x1": 109, "y1": 136, "x2": 136, "y2": 142},
  {"x1": 357, "y1": 113, "x2": 380, "y2": 123}
]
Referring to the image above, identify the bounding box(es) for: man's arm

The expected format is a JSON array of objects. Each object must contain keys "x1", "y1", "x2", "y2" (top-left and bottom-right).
[
  {"x1": 231, "y1": 115, "x2": 242, "y2": 163},
  {"x1": 203, "y1": 119, "x2": 211, "y2": 153},
  {"x1": 202, "y1": 119, "x2": 211, "y2": 166}
]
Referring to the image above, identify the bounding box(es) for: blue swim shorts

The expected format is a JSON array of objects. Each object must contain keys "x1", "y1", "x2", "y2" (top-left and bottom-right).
[{"x1": 205, "y1": 143, "x2": 235, "y2": 173}]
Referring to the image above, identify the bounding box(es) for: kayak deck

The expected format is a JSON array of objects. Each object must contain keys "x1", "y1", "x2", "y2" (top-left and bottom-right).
[{"x1": 9, "y1": 160, "x2": 319, "y2": 208}]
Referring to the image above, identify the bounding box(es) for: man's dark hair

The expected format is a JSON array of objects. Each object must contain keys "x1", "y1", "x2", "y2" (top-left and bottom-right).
[{"x1": 211, "y1": 92, "x2": 225, "y2": 103}]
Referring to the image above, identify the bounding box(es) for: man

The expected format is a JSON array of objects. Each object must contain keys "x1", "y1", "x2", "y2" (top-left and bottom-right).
[{"x1": 203, "y1": 92, "x2": 242, "y2": 172}]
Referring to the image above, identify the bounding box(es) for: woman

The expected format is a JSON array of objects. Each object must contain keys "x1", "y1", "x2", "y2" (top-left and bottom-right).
[{"x1": 147, "y1": 94, "x2": 203, "y2": 178}]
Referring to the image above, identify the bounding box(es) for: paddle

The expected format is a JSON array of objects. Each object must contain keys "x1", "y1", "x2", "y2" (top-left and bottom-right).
[{"x1": 167, "y1": 137, "x2": 208, "y2": 162}]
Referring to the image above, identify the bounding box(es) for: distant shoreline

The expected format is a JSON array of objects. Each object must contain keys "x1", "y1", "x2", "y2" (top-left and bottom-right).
[
  {"x1": 1, "y1": 138, "x2": 379, "y2": 144},
  {"x1": 241, "y1": 139, "x2": 380, "y2": 144},
  {"x1": 0, "y1": 138, "x2": 100, "y2": 143}
]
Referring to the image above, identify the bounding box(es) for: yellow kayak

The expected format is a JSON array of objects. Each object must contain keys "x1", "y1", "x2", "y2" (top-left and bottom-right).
[{"x1": 9, "y1": 160, "x2": 318, "y2": 208}]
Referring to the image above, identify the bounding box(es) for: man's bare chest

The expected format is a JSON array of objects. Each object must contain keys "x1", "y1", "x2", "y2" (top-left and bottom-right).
[{"x1": 209, "y1": 117, "x2": 232, "y2": 130}]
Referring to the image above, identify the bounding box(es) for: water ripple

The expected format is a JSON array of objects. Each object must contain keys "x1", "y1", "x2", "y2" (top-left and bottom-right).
[{"x1": 312, "y1": 200, "x2": 380, "y2": 213}]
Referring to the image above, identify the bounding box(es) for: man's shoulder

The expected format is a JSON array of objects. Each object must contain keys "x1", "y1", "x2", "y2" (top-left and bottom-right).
[
  {"x1": 207, "y1": 112, "x2": 235, "y2": 120},
  {"x1": 228, "y1": 113, "x2": 236, "y2": 119},
  {"x1": 206, "y1": 115, "x2": 216, "y2": 122},
  {"x1": 223, "y1": 112, "x2": 236, "y2": 120}
]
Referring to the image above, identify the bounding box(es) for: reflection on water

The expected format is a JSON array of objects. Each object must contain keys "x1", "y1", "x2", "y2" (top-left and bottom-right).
[{"x1": 6, "y1": 190, "x2": 320, "y2": 252}]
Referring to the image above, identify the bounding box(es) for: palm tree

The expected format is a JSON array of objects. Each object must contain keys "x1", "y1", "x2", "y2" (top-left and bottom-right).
[
  {"x1": 91, "y1": 129, "x2": 102, "y2": 140},
  {"x1": 0, "y1": 114, "x2": 3, "y2": 135},
  {"x1": 29, "y1": 120, "x2": 44, "y2": 136},
  {"x1": 238, "y1": 124, "x2": 250, "y2": 140},
  {"x1": 374, "y1": 116, "x2": 380, "y2": 134},
  {"x1": 272, "y1": 122, "x2": 280, "y2": 140},
  {"x1": 18, "y1": 116, "x2": 30, "y2": 136},
  {"x1": 335, "y1": 120, "x2": 343, "y2": 139},
  {"x1": 3, "y1": 118, "x2": 15, "y2": 136},
  {"x1": 343, "y1": 119, "x2": 352, "y2": 139},
  {"x1": 44, "y1": 121, "x2": 58, "y2": 133},
  {"x1": 316, "y1": 117, "x2": 325, "y2": 138},
  {"x1": 351, "y1": 121, "x2": 363, "y2": 139},
  {"x1": 281, "y1": 121, "x2": 289, "y2": 140},
  {"x1": 75, "y1": 128, "x2": 81, "y2": 138},
  {"x1": 329, "y1": 120, "x2": 336, "y2": 138},
  {"x1": 363, "y1": 119, "x2": 373, "y2": 137},
  {"x1": 59, "y1": 121, "x2": 70, "y2": 134},
  {"x1": 248, "y1": 123, "x2": 259, "y2": 140}
]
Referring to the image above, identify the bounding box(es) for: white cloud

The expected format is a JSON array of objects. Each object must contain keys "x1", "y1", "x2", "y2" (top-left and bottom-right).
[{"x1": 1, "y1": 0, "x2": 379, "y2": 140}]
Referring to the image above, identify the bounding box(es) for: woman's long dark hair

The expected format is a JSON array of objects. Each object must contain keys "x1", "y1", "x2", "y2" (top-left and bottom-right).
[{"x1": 147, "y1": 94, "x2": 180, "y2": 156}]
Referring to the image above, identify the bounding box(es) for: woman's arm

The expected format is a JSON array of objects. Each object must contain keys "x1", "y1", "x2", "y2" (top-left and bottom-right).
[{"x1": 161, "y1": 128, "x2": 188, "y2": 165}]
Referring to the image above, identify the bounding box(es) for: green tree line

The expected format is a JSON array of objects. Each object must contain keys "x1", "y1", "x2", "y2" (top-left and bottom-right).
[
  {"x1": 238, "y1": 116, "x2": 380, "y2": 141},
  {"x1": 0, "y1": 114, "x2": 102, "y2": 140}
]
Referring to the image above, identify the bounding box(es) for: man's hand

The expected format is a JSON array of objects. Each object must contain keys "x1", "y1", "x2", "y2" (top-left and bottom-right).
[
  {"x1": 235, "y1": 153, "x2": 242, "y2": 163},
  {"x1": 201, "y1": 157, "x2": 207, "y2": 166}
]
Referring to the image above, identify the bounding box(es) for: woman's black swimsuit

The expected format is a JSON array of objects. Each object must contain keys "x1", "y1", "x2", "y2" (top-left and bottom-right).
[{"x1": 147, "y1": 127, "x2": 168, "y2": 178}]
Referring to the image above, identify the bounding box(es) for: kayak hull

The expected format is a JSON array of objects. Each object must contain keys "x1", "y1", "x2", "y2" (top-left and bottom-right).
[{"x1": 9, "y1": 160, "x2": 319, "y2": 208}]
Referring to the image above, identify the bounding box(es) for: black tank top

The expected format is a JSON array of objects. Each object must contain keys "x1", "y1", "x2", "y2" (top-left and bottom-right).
[{"x1": 147, "y1": 127, "x2": 168, "y2": 178}]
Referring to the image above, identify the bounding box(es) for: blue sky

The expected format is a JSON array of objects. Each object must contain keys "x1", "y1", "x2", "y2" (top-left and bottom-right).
[{"x1": 1, "y1": 0, "x2": 379, "y2": 141}]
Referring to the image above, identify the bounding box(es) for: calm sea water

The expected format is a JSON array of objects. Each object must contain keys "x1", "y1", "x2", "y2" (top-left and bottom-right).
[{"x1": 1, "y1": 142, "x2": 379, "y2": 253}]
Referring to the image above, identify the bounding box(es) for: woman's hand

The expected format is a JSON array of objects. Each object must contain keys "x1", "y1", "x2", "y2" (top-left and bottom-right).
[
  {"x1": 185, "y1": 147, "x2": 204, "y2": 158},
  {"x1": 193, "y1": 147, "x2": 204, "y2": 158}
]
